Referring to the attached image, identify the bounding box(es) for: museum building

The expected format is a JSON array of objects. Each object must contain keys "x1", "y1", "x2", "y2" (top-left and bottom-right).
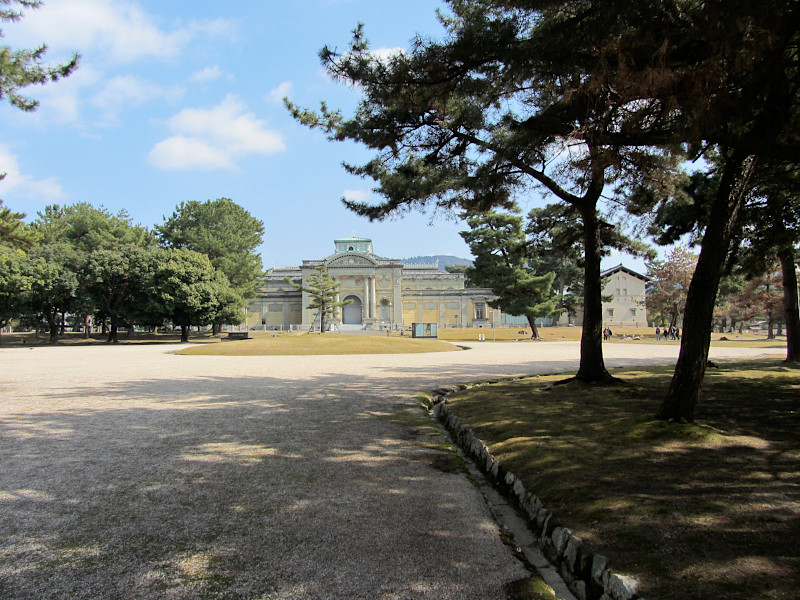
[{"x1": 247, "y1": 237, "x2": 500, "y2": 331}]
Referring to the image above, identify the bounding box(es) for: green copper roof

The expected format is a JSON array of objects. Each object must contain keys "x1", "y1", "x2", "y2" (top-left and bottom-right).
[{"x1": 334, "y1": 236, "x2": 372, "y2": 242}]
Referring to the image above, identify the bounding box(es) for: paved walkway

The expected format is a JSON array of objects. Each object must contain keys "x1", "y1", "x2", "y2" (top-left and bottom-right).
[{"x1": 0, "y1": 342, "x2": 769, "y2": 599}]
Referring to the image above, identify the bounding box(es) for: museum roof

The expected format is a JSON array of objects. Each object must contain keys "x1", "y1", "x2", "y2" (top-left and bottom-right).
[
  {"x1": 334, "y1": 236, "x2": 372, "y2": 243},
  {"x1": 600, "y1": 264, "x2": 649, "y2": 281}
]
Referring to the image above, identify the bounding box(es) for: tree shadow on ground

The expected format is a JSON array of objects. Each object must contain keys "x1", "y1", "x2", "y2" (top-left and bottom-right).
[
  {"x1": 0, "y1": 370, "x2": 526, "y2": 600},
  {"x1": 447, "y1": 361, "x2": 800, "y2": 600}
]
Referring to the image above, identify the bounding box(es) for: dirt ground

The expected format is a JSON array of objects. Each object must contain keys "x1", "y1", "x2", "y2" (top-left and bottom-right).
[{"x1": 0, "y1": 341, "x2": 769, "y2": 599}]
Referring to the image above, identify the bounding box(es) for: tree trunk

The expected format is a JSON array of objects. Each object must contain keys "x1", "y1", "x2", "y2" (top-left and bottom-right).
[
  {"x1": 83, "y1": 314, "x2": 90, "y2": 339},
  {"x1": 778, "y1": 247, "x2": 800, "y2": 362},
  {"x1": 526, "y1": 314, "x2": 540, "y2": 339},
  {"x1": 47, "y1": 312, "x2": 59, "y2": 344},
  {"x1": 767, "y1": 312, "x2": 775, "y2": 340},
  {"x1": 180, "y1": 324, "x2": 189, "y2": 343},
  {"x1": 657, "y1": 154, "x2": 757, "y2": 422},
  {"x1": 212, "y1": 323, "x2": 220, "y2": 336},
  {"x1": 576, "y1": 203, "x2": 612, "y2": 381},
  {"x1": 107, "y1": 315, "x2": 119, "y2": 343}
]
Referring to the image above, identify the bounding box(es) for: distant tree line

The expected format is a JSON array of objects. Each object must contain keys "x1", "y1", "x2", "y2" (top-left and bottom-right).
[{"x1": 0, "y1": 198, "x2": 264, "y2": 343}]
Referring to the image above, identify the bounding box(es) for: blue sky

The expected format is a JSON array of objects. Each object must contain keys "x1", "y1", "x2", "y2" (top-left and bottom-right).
[{"x1": 0, "y1": 0, "x2": 646, "y2": 272}]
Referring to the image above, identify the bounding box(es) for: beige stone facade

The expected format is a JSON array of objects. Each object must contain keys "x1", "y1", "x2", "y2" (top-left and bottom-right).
[
  {"x1": 248, "y1": 237, "x2": 499, "y2": 331},
  {"x1": 550, "y1": 264, "x2": 649, "y2": 327},
  {"x1": 600, "y1": 265, "x2": 648, "y2": 327}
]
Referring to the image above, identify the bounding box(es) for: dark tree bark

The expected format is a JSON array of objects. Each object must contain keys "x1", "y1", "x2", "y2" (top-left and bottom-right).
[
  {"x1": 525, "y1": 314, "x2": 541, "y2": 339},
  {"x1": 778, "y1": 247, "x2": 800, "y2": 362},
  {"x1": 576, "y1": 202, "x2": 612, "y2": 382},
  {"x1": 180, "y1": 324, "x2": 189, "y2": 343},
  {"x1": 46, "y1": 310, "x2": 59, "y2": 344},
  {"x1": 107, "y1": 315, "x2": 119, "y2": 343},
  {"x1": 657, "y1": 154, "x2": 758, "y2": 421}
]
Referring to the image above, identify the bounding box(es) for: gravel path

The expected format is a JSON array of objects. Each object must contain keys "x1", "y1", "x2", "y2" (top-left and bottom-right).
[{"x1": 0, "y1": 341, "x2": 769, "y2": 599}]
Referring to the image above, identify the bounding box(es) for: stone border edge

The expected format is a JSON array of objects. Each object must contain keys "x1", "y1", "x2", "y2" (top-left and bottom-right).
[{"x1": 425, "y1": 383, "x2": 644, "y2": 600}]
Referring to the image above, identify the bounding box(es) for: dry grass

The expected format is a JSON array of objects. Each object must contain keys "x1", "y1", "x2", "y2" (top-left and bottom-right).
[
  {"x1": 3, "y1": 326, "x2": 784, "y2": 354},
  {"x1": 178, "y1": 332, "x2": 459, "y2": 356},
  {"x1": 437, "y1": 326, "x2": 786, "y2": 348},
  {"x1": 446, "y1": 359, "x2": 800, "y2": 600},
  {"x1": 0, "y1": 331, "x2": 218, "y2": 346}
]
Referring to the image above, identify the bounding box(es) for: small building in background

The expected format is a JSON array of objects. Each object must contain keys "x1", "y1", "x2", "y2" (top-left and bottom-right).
[
  {"x1": 550, "y1": 264, "x2": 649, "y2": 328},
  {"x1": 599, "y1": 265, "x2": 649, "y2": 328}
]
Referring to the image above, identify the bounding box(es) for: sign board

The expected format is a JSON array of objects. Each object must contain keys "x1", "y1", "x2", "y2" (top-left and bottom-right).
[{"x1": 411, "y1": 322, "x2": 438, "y2": 339}]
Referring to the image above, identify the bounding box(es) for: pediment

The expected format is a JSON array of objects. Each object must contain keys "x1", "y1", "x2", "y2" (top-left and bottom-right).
[{"x1": 325, "y1": 253, "x2": 378, "y2": 267}]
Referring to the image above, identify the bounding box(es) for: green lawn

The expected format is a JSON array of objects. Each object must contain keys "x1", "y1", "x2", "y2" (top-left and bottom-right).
[{"x1": 445, "y1": 359, "x2": 800, "y2": 600}]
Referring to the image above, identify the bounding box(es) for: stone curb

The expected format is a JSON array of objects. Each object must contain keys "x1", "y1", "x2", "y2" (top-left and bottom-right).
[{"x1": 426, "y1": 385, "x2": 644, "y2": 600}]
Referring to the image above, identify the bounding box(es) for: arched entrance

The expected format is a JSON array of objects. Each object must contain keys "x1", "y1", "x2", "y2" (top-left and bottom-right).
[{"x1": 342, "y1": 295, "x2": 363, "y2": 324}]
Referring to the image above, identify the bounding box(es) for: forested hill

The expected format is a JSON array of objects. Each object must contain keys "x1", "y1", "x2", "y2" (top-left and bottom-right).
[{"x1": 402, "y1": 255, "x2": 473, "y2": 271}]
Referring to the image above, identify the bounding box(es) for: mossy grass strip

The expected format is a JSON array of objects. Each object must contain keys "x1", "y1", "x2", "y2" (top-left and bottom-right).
[{"x1": 446, "y1": 359, "x2": 800, "y2": 600}]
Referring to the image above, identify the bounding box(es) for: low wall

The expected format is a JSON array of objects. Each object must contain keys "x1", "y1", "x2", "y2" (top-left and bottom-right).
[{"x1": 427, "y1": 385, "x2": 643, "y2": 600}]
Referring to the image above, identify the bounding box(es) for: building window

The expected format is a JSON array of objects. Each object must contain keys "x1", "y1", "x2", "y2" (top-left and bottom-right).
[
  {"x1": 475, "y1": 303, "x2": 486, "y2": 320},
  {"x1": 607, "y1": 308, "x2": 614, "y2": 318}
]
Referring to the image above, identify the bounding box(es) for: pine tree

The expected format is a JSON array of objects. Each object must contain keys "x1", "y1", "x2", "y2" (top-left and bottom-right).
[
  {"x1": 157, "y1": 198, "x2": 265, "y2": 335},
  {"x1": 0, "y1": 200, "x2": 33, "y2": 249},
  {"x1": 460, "y1": 210, "x2": 559, "y2": 338},
  {"x1": 0, "y1": 0, "x2": 79, "y2": 112},
  {"x1": 286, "y1": 266, "x2": 351, "y2": 334}
]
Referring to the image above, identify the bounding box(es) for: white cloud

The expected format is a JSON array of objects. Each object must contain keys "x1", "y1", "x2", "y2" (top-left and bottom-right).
[
  {"x1": 371, "y1": 46, "x2": 405, "y2": 62},
  {"x1": 91, "y1": 75, "x2": 185, "y2": 126},
  {"x1": 342, "y1": 189, "x2": 370, "y2": 203},
  {"x1": 266, "y1": 81, "x2": 293, "y2": 104},
  {"x1": 148, "y1": 94, "x2": 286, "y2": 171},
  {"x1": 15, "y1": 66, "x2": 103, "y2": 126},
  {"x1": 189, "y1": 66, "x2": 223, "y2": 84},
  {"x1": 0, "y1": 145, "x2": 66, "y2": 201},
  {"x1": 11, "y1": 0, "x2": 235, "y2": 64},
  {"x1": 148, "y1": 136, "x2": 233, "y2": 170}
]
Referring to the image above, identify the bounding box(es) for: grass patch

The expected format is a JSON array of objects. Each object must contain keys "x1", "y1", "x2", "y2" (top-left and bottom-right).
[
  {"x1": 2, "y1": 327, "x2": 783, "y2": 351},
  {"x1": 437, "y1": 326, "x2": 785, "y2": 348},
  {"x1": 503, "y1": 576, "x2": 559, "y2": 600},
  {"x1": 0, "y1": 331, "x2": 221, "y2": 346},
  {"x1": 177, "y1": 332, "x2": 459, "y2": 356},
  {"x1": 447, "y1": 359, "x2": 800, "y2": 600}
]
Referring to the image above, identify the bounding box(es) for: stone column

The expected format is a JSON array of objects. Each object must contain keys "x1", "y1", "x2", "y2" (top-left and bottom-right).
[
  {"x1": 363, "y1": 276, "x2": 369, "y2": 321},
  {"x1": 370, "y1": 276, "x2": 377, "y2": 319}
]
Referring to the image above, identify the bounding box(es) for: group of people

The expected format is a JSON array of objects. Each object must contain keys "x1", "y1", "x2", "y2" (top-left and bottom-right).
[
  {"x1": 602, "y1": 327, "x2": 614, "y2": 340},
  {"x1": 655, "y1": 326, "x2": 680, "y2": 341}
]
